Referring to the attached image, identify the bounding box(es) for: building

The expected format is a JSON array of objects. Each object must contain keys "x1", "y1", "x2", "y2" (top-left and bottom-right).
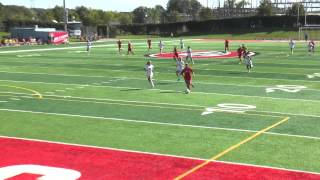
[{"x1": 11, "y1": 25, "x2": 68, "y2": 44}]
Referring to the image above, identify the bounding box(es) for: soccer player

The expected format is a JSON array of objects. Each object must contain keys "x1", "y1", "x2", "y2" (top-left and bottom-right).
[
  {"x1": 224, "y1": 39, "x2": 229, "y2": 53},
  {"x1": 145, "y1": 61, "x2": 155, "y2": 88},
  {"x1": 127, "y1": 41, "x2": 134, "y2": 55},
  {"x1": 237, "y1": 45, "x2": 244, "y2": 64},
  {"x1": 117, "y1": 39, "x2": 122, "y2": 54},
  {"x1": 159, "y1": 40, "x2": 164, "y2": 54},
  {"x1": 86, "y1": 39, "x2": 92, "y2": 54},
  {"x1": 186, "y1": 46, "x2": 194, "y2": 64},
  {"x1": 308, "y1": 40, "x2": 315, "y2": 55},
  {"x1": 147, "y1": 38, "x2": 152, "y2": 51},
  {"x1": 180, "y1": 38, "x2": 185, "y2": 50},
  {"x1": 242, "y1": 44, "x2": 247, "y2": 52},
  {"x1": 173, "y1": 46, "x2": 179, "y2": 61},
  {"x1": 176, "y1": 57, "x2": 185, "y2": 81},
  {"x1": 289, "y1": 39, "x2": 295, "y2": 54},
  {"x1": 181, "y1": 63, "x2": 195, "y2": 94},
  {"x1": 244, "y1": 51, "x2": 253, "y2": 73}
]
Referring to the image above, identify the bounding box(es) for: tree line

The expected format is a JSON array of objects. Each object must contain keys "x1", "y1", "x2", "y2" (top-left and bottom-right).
[{"x1": 0, "y1": 0, "x2": 306, "y2": 30}]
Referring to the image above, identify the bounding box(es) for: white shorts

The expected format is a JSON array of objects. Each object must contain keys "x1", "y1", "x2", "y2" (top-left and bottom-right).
[{"x1": 147, "y1": 73, "x2": 153, "y2": 79}]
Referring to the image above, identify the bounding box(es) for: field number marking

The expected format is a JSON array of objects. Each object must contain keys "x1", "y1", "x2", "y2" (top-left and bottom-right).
[
  {"x1": 307, "y1": 73, "x2": 320, "y2": 79},
  {"x1": 201, "y1": 103, "x2": 256, "y2": 116},
  {"x1": 0, "y1": 165, "x2": 81, "y2": 180},
  {"x1": 266, "y1": 85, "x2": 306, "y2": 93}
]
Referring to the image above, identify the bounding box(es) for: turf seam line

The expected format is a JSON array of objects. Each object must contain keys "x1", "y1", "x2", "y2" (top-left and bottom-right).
[{"x1": 174, "y1": 117, "x2": 290, "y2": 180}]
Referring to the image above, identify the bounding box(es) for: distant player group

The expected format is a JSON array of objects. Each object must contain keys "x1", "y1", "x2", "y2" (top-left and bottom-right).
[
  {"x1": 143, "y1": 38, "x2": 195, "y2": 94},
  {"x1": 85, "y1": 37, "x2": 316, "y2": 94}
]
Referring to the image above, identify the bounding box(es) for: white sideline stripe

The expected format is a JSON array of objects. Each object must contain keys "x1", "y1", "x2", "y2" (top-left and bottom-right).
[
  {"x1": 1, "y1": 70, "x2": 320, "y2": 91},
  {"x1": 0, "y1": 101, "x2": 8, "y2": 103},
  {"x1": 0, "y1": 40, "x2": 178, "y2": 54},
  {"x1": 0, "y1": 91, "x2": 281, "y2": 118},
  {"x1": 0, "y1": 108, "x2": 255, "y2": 133},
  {"x1": 1, "y1": 79, "x2": 320, "y2": 104},
  {"x1": 0, "y1": 108, "x2": 320, "y2": 141},
  {"x1": 0, "y1": 135, "x2": 320, "y2": 176}
]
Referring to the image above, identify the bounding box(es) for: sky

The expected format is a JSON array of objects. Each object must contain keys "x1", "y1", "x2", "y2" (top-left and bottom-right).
[{"x1": 0, "y1": 0, "x2": 213, "y2": 12}]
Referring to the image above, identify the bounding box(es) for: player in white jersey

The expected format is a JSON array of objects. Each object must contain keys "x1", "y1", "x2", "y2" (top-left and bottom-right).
[
  {"x1": 159, "y1": 40, "x2": 164, "y2": 54},
  {"x1": 244, "y1": 51, "x2": 253, "y2": 73},
  {"x1": 180, "y1": 38, "x2": 184, "y2": 50},
  {"x1": 145, "y1": 61, "x2": 155, "y2": 88},
  {"x1": 289, "y1": 39, "x2": 295, "y2": 54},
  {"x1": 86, "y1": 39, "x2": 92, "y2": 54},
  {"x1": 186, "y1": 46, "x2": 194, "y2": 64},
  {"x1": 176, "y1": 57, "x2": 185, "y2": 81}
]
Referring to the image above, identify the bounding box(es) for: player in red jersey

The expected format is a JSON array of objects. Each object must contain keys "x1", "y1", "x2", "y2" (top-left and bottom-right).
[
  {"x1": 147, "y1": 39, "x2": 152, "y2": 51},
  {"x1": 237, "y1": 45, "x2": 244, "y2": 64},
  {"x1": 224, "y1": 39, "x2": 229, "y2": 52},
  {"x1": 308, "y1": 40, "x2": 315, "y2": 55},
  {"x1": 181, "y1": 63, "x2": 195, "y2": 94},
  {"x1": 117, "y1": 39, "x2": 122, "y2": 54},
  {"x1": 127, "y1": 41, "x2": 134, "y2": 55},
  {"x1": 173, "y1": 46, "x2": 179, "y2": 61}
]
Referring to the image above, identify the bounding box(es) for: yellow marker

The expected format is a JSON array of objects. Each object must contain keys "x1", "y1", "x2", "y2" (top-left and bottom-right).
[
  {"x1": 174, "y1": 117, "x2": 290, "y2": 180},
  {"x1": 0, "y1": 85, "x2": 42, "y2": 99}
]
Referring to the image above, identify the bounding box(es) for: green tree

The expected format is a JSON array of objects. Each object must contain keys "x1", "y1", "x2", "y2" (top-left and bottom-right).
[
  {"x1": 75, "y1": 6, "x2": 90, "y2": 25},
  {"x1": 51, "y1": 6, "x2": 64, "y2": 22},
  {"x1": 286, "y1": 3, "x2": 305, "y2": 16},
  {"x1": 117, "y1": 13, "x2": 132, "y2": 25},
  {"x1": 199, "y1": 7, "x2": 214, "y2": 20},
  {"x1": 236, "y1": 0, "x2": 249, "y2": 8},
  {"x1": 167, "y1": 0, "x2": 203, "y2": 21},
  {"x1": 189, "y1": 0, "x2": 202, "y2": 19},
  {"x1": 257, "y1": 0, "x2": 275, "y2": 16},
  {"x1": 148, "y1": 5, "x2": 165, "y2": 24},
  {"x1": 224, "y1": 0, "x2": 236, "y2": 8},
  {"x1": 132, "y1": 6, "x2": 149, "y2": 24},
  {"x1": 166, "y1": 10, "x2": 182, "y2": 23}
]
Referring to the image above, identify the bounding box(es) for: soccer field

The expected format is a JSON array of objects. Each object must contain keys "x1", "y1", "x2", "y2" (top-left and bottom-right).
[{"x1": 0, "y1": 39, "x2": 320, "y2": 179}]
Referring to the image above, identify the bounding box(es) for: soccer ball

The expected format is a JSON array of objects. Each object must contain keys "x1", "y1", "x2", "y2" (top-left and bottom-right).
[{"x1": 185, "y1": 89, "x2": 191, "y2": 94}]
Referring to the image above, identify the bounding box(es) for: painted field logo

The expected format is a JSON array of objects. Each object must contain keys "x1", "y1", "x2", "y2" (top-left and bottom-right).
[
  {"x1": 149, "y1": 51, "x2": 256, "y2": 59},
  {"x1": 202, "y1": 103, "x2": 256, "y2": 115}
]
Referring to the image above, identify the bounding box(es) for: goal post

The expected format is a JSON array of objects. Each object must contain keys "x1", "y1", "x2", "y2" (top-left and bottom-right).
[{"x1": 299, "y1": 26, "x2": 320, "y2": 41}]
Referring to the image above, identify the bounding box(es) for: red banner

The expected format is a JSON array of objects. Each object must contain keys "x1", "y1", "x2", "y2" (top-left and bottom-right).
[{"x1": 49, "y1": 32, "x2": 68, "y2": 45}]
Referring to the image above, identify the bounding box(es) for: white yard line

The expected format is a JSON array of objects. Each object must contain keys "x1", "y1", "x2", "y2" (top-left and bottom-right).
[
  {"x1": 0, "y1": 108, "x2": 320, "y2": 141},
  {"x1": 1, "y1": 135, "x2": 319, "y2": 175},
  {"x1": 0, "y1": 40, "x2": 178, "y2": 54}
]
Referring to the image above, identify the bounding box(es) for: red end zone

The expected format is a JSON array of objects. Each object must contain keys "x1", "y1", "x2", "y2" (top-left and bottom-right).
[
  {"x1": 149, "y1": 51, "x2": 238, "y2": 59},
  {"x1": 1, "y1": 137, "x2": 319, "y2": 180}
]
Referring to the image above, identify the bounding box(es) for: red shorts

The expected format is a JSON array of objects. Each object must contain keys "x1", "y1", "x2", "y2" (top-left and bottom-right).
[{"x1": 184, "y1": 78, "x2": 192, "y2": 85}]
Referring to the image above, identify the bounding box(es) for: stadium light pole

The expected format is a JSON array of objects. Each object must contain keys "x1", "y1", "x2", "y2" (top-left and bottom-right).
[
  {"x1": 297, "y1": 2, "x2": 300, "y2": 27},
  {"x1": 63, "y1": 0, "x2": 68, "y2": 32}
]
